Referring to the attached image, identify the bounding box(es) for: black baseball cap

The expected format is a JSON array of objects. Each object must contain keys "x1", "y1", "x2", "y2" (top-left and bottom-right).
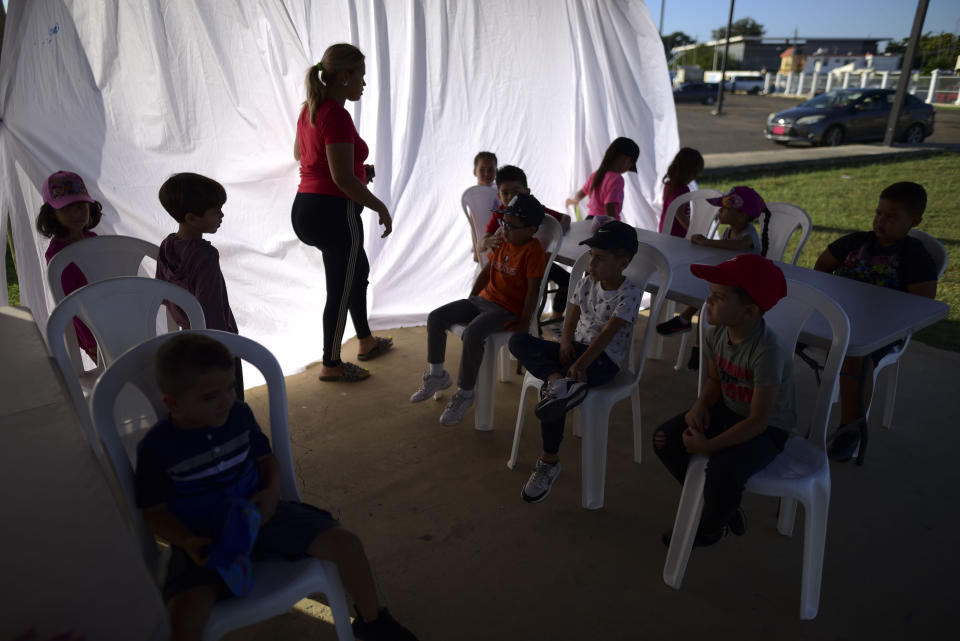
[
  {"x1": 579, "y1": 220, "x2": 639, "y2": 255},
  {"x1": 498, "y1": 193, "x2": 545, "y2": 227},
  {"x1": 611, "y1": 137, "x2": 640, "y2": 173}
]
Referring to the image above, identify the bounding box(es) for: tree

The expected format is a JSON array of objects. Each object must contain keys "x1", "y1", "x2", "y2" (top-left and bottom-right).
[
  {"x1": 711, "y1": 17, "x2": 765, "y2": 41},
  {"x1": 662, "y1": 30, "x2": 695, "y2": 55},
  {"x1": 885, "y1": 32, "x2": 958, "y2": 72}
]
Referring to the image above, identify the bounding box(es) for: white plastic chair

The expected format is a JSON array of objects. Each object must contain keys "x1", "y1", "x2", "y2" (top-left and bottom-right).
[
  {"x1": 450, "y1": 215, "x2": 563, "y2": 431},
  {"x1": 46, "y1": 235, "x2": 161, "y2": 374},
  {"x1": 46, "y1": 277, "x2": 205, "y2": 449},
  {"x1": 461, "y1": 185, "x2": 500, "y2": 267},
  {"x1": 507, "y1": 241, "x2": 672, "y2": 509},
  {"x1": 89, "y1": 330, "x2": 353, "y2": 641},
  {"x1": 762, "y1": 202, "x2": 813, "y2": 265},
  {"x1": 659, "y1": 188, "x2": 721, "y2": 240},
  {"x1": 864, "y1": 229, "x2": 947, "y2": 431},
  {"x1": 668, "y1": 192, "x2": 722, "y2": 371},
  {"x1": 662, "y1": 280, "x2": 851, "y2": 620}
]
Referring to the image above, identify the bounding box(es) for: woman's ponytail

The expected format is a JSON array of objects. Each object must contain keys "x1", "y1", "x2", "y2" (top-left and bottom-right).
[{"x1": 304, "y1": 65, "x2": 326, "y2": 124}]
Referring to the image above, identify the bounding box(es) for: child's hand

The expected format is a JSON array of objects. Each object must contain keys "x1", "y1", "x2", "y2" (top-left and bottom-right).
[
  {"x1": 559, "y1": 341, "x2": 577, "y2": 366},
  {"x1": 566, "y1": 360, "x2": 588, "y2": 383},
  {"x1": 690, "y1": 234, "x2": 707, "y2": 245},
  {"x1": 682, "y1": 427, "x2": 710, "y2": 454},
  {"x1": 564, "y1": 197, "x2": 577, "y2": 209},
  {"x1": 684, "y1": 404, "x2": 710, "y2": 432},
  {"x1": 251, "y1": 486, "x2": 280, "y2": 524},
  {"x1": 481, "y1": 230, "x2": 504, "y2": 251},
  {"x1": 183, "y1": 535, "x2": 213, "y2": 567}
]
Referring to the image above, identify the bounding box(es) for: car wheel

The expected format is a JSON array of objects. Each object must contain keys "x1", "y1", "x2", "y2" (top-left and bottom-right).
[
  {"x1": 749, "y1": 87, "x2": 760, "y2": 95},
  {"x1": 703, "y1": 95, "x2": 716, "y2": 105},
  {"x1": 902, "y1": 123, "x2": 925, "y2": 144},
  {"x1": 822, "y1": 126, "x2": 844, "y2": 147}
]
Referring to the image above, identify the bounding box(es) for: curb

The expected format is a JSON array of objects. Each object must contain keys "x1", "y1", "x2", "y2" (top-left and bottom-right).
[{"x1": 701, "y1": 146, "x2": 945, "y2": 178}]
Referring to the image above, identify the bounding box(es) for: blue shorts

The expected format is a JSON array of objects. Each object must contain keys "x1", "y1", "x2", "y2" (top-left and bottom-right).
[{"x1": 163, "y1": 501, "x2": 339, "y2": 602}]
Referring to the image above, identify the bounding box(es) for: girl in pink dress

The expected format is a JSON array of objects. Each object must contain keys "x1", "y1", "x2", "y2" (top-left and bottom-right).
[
  {"x1": 36, "y1": 171, "x2": 104, "y2": 362},
  {"x1": 659, "y1": 147, "x2": 705, "y2": 237}
]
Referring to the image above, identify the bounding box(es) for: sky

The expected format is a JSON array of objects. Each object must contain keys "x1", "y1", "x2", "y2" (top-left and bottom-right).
[{"x1": 655, "y1": 0, "x2": 960, "y2": 50}]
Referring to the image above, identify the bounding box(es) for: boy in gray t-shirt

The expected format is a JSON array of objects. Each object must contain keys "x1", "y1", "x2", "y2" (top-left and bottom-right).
[{"x1": 654, "y1": 254, "x2": 795, "y2": 547}]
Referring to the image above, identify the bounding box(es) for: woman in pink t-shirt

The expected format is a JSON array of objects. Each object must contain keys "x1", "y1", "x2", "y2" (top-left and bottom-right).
[
  {"x1": 291, "y1": 43, "x2": 394, "y2": 383},
  {"x1": 565, "y1": 137, "x2": 639, "y2": 220}
]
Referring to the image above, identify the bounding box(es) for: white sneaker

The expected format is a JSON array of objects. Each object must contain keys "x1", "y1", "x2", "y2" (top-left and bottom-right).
[
  {"x1": 439, "y1": 390, "x2": 474, "y2": 426},
  {"x1": 521, "y1": 459, "x2": 561, "y2": 503},
  {"x1": 410, "y1": 370, "x2": 452, "y2": 402}
]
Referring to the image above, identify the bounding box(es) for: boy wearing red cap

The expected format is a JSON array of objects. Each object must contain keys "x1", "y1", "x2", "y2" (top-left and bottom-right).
[{"x1": 654, "y1": 254, "x2": 796, "y2": 546}]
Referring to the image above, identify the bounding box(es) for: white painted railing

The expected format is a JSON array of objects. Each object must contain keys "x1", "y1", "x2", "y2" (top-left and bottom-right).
[{"x1": 767, "y1": 70, "x2": 960, "y2": 105}]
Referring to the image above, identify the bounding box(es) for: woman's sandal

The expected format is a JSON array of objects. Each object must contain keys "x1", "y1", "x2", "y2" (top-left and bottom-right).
[
  {"x1": 357, "y1": 336, "x2": 394, "y2": 362},
  {"x1": 318, "y1": 361, "x2": 370, "y2": 383}
]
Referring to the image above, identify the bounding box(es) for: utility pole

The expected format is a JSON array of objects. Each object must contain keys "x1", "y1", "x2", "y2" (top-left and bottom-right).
[
  {"x1": 714, "y1": 0, "x2": 735, "y2": 116},
  {"x1": 884, "y1": 0, "x2": 929, "y2": 146},
  {"x1": 659, "y1": 0, "x2": 665, "y2": 36}
]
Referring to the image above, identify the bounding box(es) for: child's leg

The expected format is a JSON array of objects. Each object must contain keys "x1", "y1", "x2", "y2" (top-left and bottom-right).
[
  {"x1": 680, "y1": 306, "x2": 696, "y2": 321},
  {"x1": 307, "y1": 527, "x2": 381, "y2": 620},
  {"x1": 167, "y1": 585, "x2": 219, "y2": 641},
  {"x1": 838, "y1": 354, "x2": 873, "y2": 427},
  {"x1": 652, "y1": 412, "x2": 692, "y2": 483},
  {"x1": 508, "y1": 333, "x2": 566, "y2": 382},
  {"x1": 456, "y1": 297, "x2": 516, "y2": 390},
  {"x1": 426, "y1": 299, "x2": 483, "y2": 368}
]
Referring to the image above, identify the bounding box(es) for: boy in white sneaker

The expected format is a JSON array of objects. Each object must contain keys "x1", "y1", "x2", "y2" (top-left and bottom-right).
[
  {"x1": 509, "y1": 221, "x2": 644, "y2": 503},
  {"x1": 411, "y1": 194, "x2": 547, "y2": 426}
]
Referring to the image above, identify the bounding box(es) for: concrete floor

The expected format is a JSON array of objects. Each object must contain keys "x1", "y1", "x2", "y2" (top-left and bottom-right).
[{"x1": 230, "y1": 320, "x2": 959, "y2": 641}]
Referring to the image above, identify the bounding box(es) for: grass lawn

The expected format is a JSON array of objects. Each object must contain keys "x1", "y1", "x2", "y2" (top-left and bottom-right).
[
  {"x1": 5, "y1": 229, "x2": 18, "y2": 306},
  {"x1": 700, "y1": 151, "x2": 959, "y2": 352}
]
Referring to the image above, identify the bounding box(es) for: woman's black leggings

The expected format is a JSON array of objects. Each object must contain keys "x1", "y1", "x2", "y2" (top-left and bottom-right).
[{"x1": 291, "y1": 193, "x2": 371, "y2": 367}]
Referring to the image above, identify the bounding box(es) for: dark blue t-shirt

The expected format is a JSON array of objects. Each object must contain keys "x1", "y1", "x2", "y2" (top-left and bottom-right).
[
  {"x1": 135, "y1": 401, "x2": 272, "y2": 536},
  {"x1": 827, "y1": 231, "x2": 937, "y2": 292}
]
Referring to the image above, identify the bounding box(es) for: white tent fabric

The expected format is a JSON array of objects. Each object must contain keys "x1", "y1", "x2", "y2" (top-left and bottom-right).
[{"x1": 0, "y1": 0, "x2": 678, "y2": 385}]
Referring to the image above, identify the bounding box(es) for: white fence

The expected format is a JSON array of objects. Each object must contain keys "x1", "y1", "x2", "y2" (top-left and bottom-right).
[{"x1": 765, "y1": 69, "x2": 960, "y2": 105}]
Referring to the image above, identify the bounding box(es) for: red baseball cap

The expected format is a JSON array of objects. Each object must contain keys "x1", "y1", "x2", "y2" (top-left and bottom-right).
[
  {"x1": 690, "y1": 254, "x2": 787, "y2": 311},
  {"x1": 42, "y1": 171, "x2": 95, "y2": 209}
]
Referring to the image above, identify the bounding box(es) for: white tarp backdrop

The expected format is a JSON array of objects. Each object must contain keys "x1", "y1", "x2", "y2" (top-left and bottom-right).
[{"x1": 0, "y1": 0, "x2": 678, "y2": 385}]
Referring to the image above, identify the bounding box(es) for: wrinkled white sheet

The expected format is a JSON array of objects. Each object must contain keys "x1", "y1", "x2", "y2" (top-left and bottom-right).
[{"x1": 0, "y1": 0, "x2": 678, "y2": 385}]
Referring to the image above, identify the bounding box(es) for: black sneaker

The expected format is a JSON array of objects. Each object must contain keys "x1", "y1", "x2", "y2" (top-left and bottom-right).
[
  {"x1": 687, "y1": 346, "x2": 700, "y2": 370},
  {"x1": 661, "y1": 526, "x2": 727, "y2": 548},
  {"x1": 657, "y1": 316, "x2": 692, "y2": 335},
  {"x1": 535, "y1": 378, "x2": 588, "y2": 422},
  {"x1": 352, "y1": 608, "x2": 418, "y2": 641},
  {"x1": 728, "y1": 508, "x2": 747, "y2": 537},
  {"x1": 828, "y1": 427, "x2": 861, "y2": 462}
]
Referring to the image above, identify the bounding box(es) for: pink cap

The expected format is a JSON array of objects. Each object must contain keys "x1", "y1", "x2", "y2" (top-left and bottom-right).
[
  {"x1": 706, "y1": 186, "x2": 766, "y2": 219},
  {"x1": 690, "y1": 254, "x2": 787, "y2": 311},
  {"x1": 42, "y1": 171, "x2": 95, "y2": 209}
]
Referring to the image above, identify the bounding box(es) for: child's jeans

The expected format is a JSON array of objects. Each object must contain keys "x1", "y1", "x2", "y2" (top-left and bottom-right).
[
  {"x1": 653, "y1": 402, "x2": 789, "y2": 535},
  {"x1": 427, "y1": 296, "x2": 516, "y2": 390},
  {"x1": 509, "y1": 334, "x2": 620, "y2": 454}
]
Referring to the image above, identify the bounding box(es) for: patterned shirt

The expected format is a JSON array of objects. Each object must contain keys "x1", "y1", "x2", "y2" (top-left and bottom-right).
[
  {"x1": 569, "y1": 276, "x2": 644, "y2": 369},
  {"x1": 827, "y1": 231, "x2": 937, "y2": 291}
]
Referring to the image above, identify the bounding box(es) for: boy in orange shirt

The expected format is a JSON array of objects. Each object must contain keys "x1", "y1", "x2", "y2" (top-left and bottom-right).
[{"x1": 410, "y1": 194, "x2": 546, "y2": 425}]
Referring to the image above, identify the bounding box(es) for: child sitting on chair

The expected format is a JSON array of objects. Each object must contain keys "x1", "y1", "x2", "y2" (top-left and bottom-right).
[
  {"x1": 813, "y1": 181, "x2": 938, "y2": 462},
  {"x1": 473, "y1": 151, "x2": 497, "y2": 187},
  {"x1": 156, "y1": 173, "x2": 244, "y2": 395},
  {"x1": 135, "y1": 333, "x2": 417, "y2": 641},
  {"x1": 479, "y1": 165, "x2": 571, "y2": 319},
  {"x1": 36, "y1": 171, "x2": 105, "y2": 362},
  {"x1": 509, "y1": 221, "x2": 644, "y2": 503},
  {"x1": 410, "y1": 194, "x2": 547, "y2": 426},
  {"x1": 654, "y1": 254, "x2": 795, "y2": 547}
]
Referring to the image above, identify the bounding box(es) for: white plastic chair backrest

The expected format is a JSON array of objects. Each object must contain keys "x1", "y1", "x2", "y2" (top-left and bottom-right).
[
  {"x1": 908, "y1": 229, "x2": 948, "y2": 279},
  {"x1": 697, "y1": 280, "x2": 850, "y2": 449},
  {"x1": 46, "y1": 235, "x2": 161, "y2": 302},
  {"x1": 567, "y1": 239, "x2": 672, "y2": 385},
  {"x1": 526, "y1": 215, "x2": 563, "y2": 331},
  {"x1": 46, "y1": 277, "x2": 205, "y2": 446},
  {"x1": 763, "y1": 202, "x2": 813, "y2": 264},
  {"x1": 683, "y1": 190, "x2": 723, "y2": 240},
  {"x1": 461, "y1": 185, "x2": 499, "y2": 264},
  {"x1": 661, "y1": 188, "x2": 722, "y2": 237},
  {"x1": 89, "y1": 330, "x2": 296, "y2": 572}
]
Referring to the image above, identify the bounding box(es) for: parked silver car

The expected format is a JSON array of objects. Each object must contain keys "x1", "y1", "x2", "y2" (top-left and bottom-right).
[{"x1": 764, "y1": 89, "x2": 935, "y2": 146}]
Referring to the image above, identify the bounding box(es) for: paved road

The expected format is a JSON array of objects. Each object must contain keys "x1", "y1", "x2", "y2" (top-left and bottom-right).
[{"x1": 676, "y1": 93, "x2": 960, "y2": 154}]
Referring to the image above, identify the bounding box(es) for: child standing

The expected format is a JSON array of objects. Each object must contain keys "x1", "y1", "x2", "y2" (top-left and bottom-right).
[
  {"x1": 156, "y1": 173, "x2": 243, "y2": 395},
  {"x1": 656, "y1": 185, "x2": 771, "y2": 346},
  {"x1": 509, "y1": 221, "x2": 644, "y2": 503},
  {"x1": 411, "y1": 194, "x2": 547, "y2": 426},
  {"x1": 135, "y1": 333, "x2": 417, "y2": 641},
  {"x1": 479, "y1": 165, "x2": 571, "y2": 317},
  {"x1": 36, "y1": 171, "x2": 104, "y2": 362},
  {"x1": 659, "y1": 147, "x2": 705, "y2": 238},
  {"x1": 654, "y1": 254, "x2": 794, "y2": 546},
  {"x1": 813, "y1": 181, "x2": 938, "y2": 461},
  {"x1": 565, "y1": 137, "x2": 640, "y2": 221},
  {"x1": 473, "y1": 151, "x2": 497, "y2": 187}
]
